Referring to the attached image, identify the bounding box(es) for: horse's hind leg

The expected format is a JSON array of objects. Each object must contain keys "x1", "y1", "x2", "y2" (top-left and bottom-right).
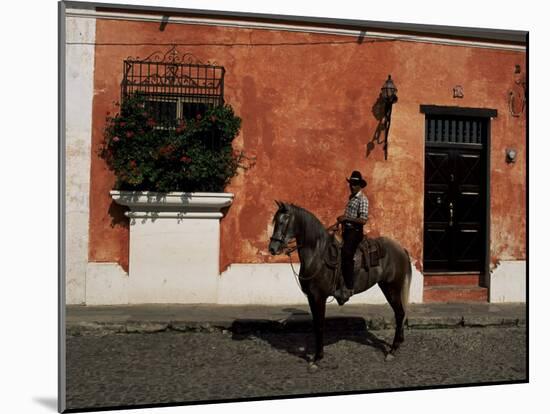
[{"x1": 379, "y1": 281, "x2": 406, "y2": 356}]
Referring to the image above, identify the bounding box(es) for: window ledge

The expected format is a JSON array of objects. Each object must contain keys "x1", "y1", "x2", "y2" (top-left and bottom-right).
[{"x1": 110, "y1": 190, "x2": 234, "y2": 219}]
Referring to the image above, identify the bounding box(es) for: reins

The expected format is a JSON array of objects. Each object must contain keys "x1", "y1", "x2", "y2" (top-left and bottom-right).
[
  {"x1": 284, "y1": 240, "x2": 310, "y2": 280},
  {"x1": 284, "y1": 237, "x2": 339, "y2": 303},
  {"x1": 272, "y1": 207, "x2": 342, "y2": 302}
]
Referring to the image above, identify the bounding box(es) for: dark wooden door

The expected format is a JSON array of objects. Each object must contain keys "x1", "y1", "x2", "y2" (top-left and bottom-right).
[{"x1": 423, "y1": 116, "x2": 487, "y2": 272}]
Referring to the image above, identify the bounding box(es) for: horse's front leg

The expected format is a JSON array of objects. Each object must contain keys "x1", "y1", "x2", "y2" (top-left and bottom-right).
[{"x1": 307, "y1": 294, "x2": 327, "y2": 363}]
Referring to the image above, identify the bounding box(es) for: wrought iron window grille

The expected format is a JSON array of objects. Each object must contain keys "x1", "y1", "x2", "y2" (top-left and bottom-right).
[{"x1": 121, "y1": 46, "x2": 225, "y2": 128}]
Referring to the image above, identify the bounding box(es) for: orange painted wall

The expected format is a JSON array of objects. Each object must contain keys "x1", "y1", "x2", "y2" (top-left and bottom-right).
[{"x1": 88, "y1": 17, "x2": 526, "y2": 273}]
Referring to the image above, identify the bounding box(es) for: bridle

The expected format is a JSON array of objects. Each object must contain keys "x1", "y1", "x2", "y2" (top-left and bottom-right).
[
  {"x1": 269, "y1": 236, "x2": 298, "y2": 256},
  {"x1": 269, "y1": 209, "x2": 339, "y2": 302},
  {"x1": 270, "y1": 211, "x2": 323, "y2": 284},
  {"x1": 269, "y1": 212, "x2": 293, "y2": 253}
]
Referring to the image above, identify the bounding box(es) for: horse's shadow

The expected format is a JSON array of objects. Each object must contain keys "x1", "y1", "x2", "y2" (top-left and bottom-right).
[{"x1": 230, "y1": 308, "x2": 391, "y2": 363}]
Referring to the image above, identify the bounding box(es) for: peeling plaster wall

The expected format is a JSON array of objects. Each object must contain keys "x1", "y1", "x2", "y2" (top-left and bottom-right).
[
  {"x1": 489, "y1": 115, "x2": 527, "y2": 266},
  {"x1": 65, "y1": 16, "x2": 96, "y2": 304},
  {"x1": 87, "y1": 18, "x2": 526, "y2": 300}
]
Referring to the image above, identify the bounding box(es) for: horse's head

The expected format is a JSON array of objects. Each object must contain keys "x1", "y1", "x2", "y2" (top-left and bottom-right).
[{"x1": 269, "y1": 201, "x2": 296, "y2": 255}]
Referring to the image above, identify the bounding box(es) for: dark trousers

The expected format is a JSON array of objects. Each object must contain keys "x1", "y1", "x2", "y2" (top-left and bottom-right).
[{"x1": 341, "y1": 226, "x2": 364, "y2": 290}]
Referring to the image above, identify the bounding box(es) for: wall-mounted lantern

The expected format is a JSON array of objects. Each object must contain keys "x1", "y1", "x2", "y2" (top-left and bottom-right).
[
  {"x1": 381, "y1": 75, "x2": 398, "y2": 160},
  {"x1": 381, "y1": 75, "x2": 398, "y2": 105}
]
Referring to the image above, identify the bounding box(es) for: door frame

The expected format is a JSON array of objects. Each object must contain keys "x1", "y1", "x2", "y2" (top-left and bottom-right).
[{"x1": 420, "y1": 105, "x2": 497, "y2": 287}]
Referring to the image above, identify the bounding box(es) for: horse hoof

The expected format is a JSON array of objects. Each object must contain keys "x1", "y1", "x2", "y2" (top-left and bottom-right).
[{"x1": 385, "y1": 353, "x2": 395, "y2": 362}]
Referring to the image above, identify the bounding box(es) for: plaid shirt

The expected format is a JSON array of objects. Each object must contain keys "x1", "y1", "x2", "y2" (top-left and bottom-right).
[{"x1": 344, "y1": 191, "x2": 369, "y2": 221}]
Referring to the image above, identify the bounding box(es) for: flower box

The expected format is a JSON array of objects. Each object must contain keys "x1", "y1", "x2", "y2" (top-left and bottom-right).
[{"x1": 110, "y1": 191, "x2": 234, "y2": 218}]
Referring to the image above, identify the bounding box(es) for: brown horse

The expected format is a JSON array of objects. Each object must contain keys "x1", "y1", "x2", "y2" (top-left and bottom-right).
[{"x1": 268, "y1": 201, "x2": 412, "y2": 366}]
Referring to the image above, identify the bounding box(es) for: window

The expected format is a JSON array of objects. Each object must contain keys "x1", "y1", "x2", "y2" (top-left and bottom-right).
[{"x1": 121, "y1": 46, "x2": 225, "y2": 128}]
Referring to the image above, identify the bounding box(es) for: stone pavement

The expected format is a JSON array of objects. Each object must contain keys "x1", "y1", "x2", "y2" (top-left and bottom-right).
[
  {"x1": 65, "y1": 302, "x2": 526, "y2": 336},
  {"x1": 65, "y1": 326, "x2": 527, "y2": 409}
]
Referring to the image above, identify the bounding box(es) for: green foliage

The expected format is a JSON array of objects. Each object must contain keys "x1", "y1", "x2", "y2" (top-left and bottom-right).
[{"x1": 101, "y1": 94, "x2": 244, "y2": 192}]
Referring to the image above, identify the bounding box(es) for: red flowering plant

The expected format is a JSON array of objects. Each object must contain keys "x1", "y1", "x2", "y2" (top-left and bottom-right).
[{"x1": 101, "y1": 94, "x2": 245, "y2": 192}]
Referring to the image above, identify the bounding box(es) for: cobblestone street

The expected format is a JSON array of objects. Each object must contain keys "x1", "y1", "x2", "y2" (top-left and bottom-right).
[{"x1": 66, "y1": 325, "x2": 526, "y2": 410}]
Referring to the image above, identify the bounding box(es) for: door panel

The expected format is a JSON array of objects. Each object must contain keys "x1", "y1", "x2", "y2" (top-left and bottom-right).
[{"x1": 423, "y1": 116, "x2": 487, "y2": 272}]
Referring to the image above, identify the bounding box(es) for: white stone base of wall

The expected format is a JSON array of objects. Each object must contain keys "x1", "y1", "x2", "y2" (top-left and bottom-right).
[
  {"x1": 86, "y1": 263, "x2": 129, "y2": 305},
  {"x1": 218, "y1": 262, "x2": 389, "y2": 304},
  {"x1": 83, "y1": 262, "x2": 423, "y2": 305},
  {"x1": 218, "y1": 264, "x2": 305, "y2": 304},
  {"x1": 219, "y1": 263, "x2": 423, "y2": 305},
  {"x1": 86, "y1": 189, "x2": 426, "y2": 305},
  {"x1": 128, "y1": 218, "x2": 221, "y2": 304},
  {"x1": 489, "y1": 260, "x2": 526, "y2": 303},
  {"x1": 409, "y1": 266, "x2": 424, "y2": 304}
]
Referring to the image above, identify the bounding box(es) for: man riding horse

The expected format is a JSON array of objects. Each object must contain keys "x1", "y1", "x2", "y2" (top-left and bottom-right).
[
  {"x1": 269, "y1": 192, "x2": 411, "y2": 363},
  {"x1": 330, "y1": 170, "x2": 369, "y2": 305}
]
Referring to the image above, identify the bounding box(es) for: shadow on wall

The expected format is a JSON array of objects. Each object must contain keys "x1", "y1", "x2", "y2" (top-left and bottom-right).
[
  {"x1": 108, "y1": 201, "x2": 129, "y2": 229},
  {"x1": 367, "y1": 94, "x2": 390, "y2": 159}
]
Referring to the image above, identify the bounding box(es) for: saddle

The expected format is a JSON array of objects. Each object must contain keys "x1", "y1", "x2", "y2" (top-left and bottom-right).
[
  {"x1": 359, "y1": 238, "x2": 387, "y2": 269},
  {"x1": 325, "y1": 235, "x2": 386, "y2": 272}
]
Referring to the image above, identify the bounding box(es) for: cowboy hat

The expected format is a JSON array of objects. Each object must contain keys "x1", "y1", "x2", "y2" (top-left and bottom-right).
[{"x1": 346, "y1": 170, "x2": 367, "y2": 188}]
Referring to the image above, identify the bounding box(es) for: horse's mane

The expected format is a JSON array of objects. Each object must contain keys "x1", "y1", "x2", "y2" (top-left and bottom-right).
[{"x1": 286, "y1": 203, "x2": 329, "y2": 248}]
